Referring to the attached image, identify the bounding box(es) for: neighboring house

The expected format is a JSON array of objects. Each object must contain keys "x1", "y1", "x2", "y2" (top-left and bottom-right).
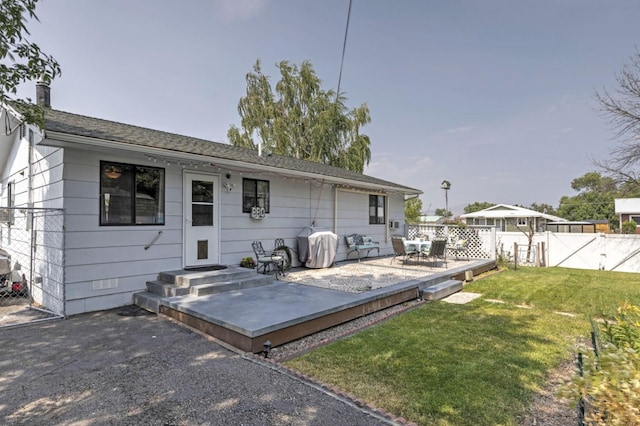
[
  {"x1": 459, "y1": 204, "x2": 565, "y2": 232},
  {"x1": 0, "y1": 83, "x2": 421, "y2": 315},
  {"x1": 615, "y1": 198, "x2": 640, "y2": 233}
]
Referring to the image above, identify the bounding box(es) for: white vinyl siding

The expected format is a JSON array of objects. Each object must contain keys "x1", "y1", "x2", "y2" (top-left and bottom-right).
[{"x1": 36, "y1": 144, "x2": 409, "y2": 315}]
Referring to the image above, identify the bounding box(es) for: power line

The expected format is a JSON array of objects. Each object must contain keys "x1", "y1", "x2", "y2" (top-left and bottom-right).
[{"x1": 336, "y1": 0, "x2": 353, "y2": 99}]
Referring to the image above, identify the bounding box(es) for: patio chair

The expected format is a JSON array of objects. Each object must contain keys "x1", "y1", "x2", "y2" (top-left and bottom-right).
[
  {"x1": 273, "y1": 238, "x2": 292, "y2": 272},
  {"x1": 391, "y1": 235, "x2": 418, "y2": 265},
  {"x1": 251, "y1": 241, "x2": 285, "y2": 279},
  {"x1": 421, "y1": 238, "x2": 447, "y2": 268},
  {"x1": 449, "y1": 239, "x2": 470, "y2": 261}
]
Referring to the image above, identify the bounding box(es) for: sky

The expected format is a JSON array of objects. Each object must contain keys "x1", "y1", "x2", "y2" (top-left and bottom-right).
[{"x1": 14, "y1": 0, "x2": 640, "y2": 215}]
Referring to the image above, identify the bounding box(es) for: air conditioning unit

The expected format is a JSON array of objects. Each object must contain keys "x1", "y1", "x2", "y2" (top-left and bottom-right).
[
  {"x1": 250, "y1": 206, "x2": 266, "y2": 220},
  {"x1": 0, "y1": 208, "x2": 13, "y2": 224}
]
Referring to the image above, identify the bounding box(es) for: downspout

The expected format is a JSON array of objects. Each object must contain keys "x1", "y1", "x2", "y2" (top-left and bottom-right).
[
  {"x1": 28, "y1": 128, "x2": 34, "y2": 214},
  {"x1": 27, "y1": 126, "x2": 36, "y2": 309},
  {"x1": 386, "y1": 195, "x2": 390, "y2": 242},
  {"x1": 333, "y1": 186, "x2": 338, "y2": 235}
]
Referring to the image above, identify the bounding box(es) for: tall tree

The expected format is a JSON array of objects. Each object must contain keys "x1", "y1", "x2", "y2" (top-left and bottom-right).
[
  {"x1": 434, "y1": 208, "x2": 452, "y2": 218},
  {"x1": 595, "y1": 50, "x2": 640, "y2": 185},
  {"x1": 556, "y1": 172, "x2": 618, "y2": 228},
  {"x1": 0, "y1": 0, "x2": 61, "y2": 127},
  {"x1": 405, "y1": 197, "x2": 422, "y2": 224},
  {"x1": 528, "y1": 202, "x2": 557, "y2": 216},
  {"x1": 463, "y1": 202, "x2": 494, "y2": 214},
  {"x1": 228, "y1": 59, "x2": 371, "y2": 173}
]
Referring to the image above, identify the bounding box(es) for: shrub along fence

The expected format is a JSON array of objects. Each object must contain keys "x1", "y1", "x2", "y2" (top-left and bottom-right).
[{"x1": 565, "y1": 303, "x2": 640, "y2": 425}]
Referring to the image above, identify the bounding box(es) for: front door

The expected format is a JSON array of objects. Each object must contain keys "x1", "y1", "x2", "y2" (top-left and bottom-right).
[{"x1": 184, "y1": 172, "x2": 220, "y2": 267}]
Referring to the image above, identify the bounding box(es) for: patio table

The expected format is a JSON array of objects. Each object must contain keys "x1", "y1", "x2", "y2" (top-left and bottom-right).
[{"x1": 403, "y1": 240, "x2": 431, "y2": 264}]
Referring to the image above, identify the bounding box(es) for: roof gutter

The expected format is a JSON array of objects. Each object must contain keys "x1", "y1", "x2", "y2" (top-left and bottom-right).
[{"x1": 44, "y1": 131, "x2": 422, "y2": 196}]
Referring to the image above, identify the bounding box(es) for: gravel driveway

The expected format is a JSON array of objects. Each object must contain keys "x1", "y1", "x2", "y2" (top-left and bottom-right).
[{"x1": 0, "y1": 308, "x2": 396, "y2": 425}]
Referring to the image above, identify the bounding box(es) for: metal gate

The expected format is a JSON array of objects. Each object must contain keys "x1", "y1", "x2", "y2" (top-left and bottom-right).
[{"x1": 0, "y1": 207, "x2": 65, "y2": 327}]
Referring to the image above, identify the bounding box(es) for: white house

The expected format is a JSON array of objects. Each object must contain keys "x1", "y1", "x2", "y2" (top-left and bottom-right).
[
  {"x1": 0, "y1": 83, "x2": 421, "y2": 316},
  {"x1": 615, "y1": 198, "x2": 640, "y2": 232},
  {"x1": 460, "y1": 204, "x2": 565, "y2": 232}
]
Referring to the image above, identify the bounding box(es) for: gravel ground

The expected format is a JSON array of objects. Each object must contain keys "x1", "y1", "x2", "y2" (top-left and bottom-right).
[
  {"x1": 0, "y1": 308, "x2": 399, "y2": 425},
  {"x1": 519, "y1": 360, "x2": 576, "y2": 426},
  {"x1": 280, "y1": 257, "x2": 459, "y2": 293},
  {"x1": 269, "y1": 300, "x2": 425, "y2": 362}
]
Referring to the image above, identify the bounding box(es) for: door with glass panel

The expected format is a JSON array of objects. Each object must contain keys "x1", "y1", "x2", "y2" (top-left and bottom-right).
[{"x1": 184, "y1": 172, "x2": 220, "y2": 267}]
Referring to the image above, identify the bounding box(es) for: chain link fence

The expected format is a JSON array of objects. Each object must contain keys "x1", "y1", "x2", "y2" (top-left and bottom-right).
[{"x1": 0, "y1": 207, "x2": 65, "y2": 327}]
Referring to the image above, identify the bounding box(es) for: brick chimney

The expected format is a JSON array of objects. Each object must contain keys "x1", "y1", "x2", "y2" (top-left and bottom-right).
[{"x1": 36, "y1": 78, "x2": 51, "y2": 108}]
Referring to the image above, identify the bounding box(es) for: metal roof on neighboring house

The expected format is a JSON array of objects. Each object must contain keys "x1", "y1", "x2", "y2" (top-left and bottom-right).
[
  {"x1": 41, "y1": 108, "x2": 421, "y2": 195},
  {"x1": 459, "y1": 203, "x2": 566, "y2": 222},
  {"x1": 419, "y1": 215, "x2": 444, "y2": 223}
]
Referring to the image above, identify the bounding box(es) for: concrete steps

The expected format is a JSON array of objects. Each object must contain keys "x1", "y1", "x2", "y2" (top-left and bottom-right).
[
  {"x1": 134, "y1": 266, "x2": 275, "y2": 313},
  {"x1": 421, "y1": 279, "x2": 463, "y2": 301}
]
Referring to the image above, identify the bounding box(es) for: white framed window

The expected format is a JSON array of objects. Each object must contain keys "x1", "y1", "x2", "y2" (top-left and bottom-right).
[{"x1": 2, "y1": 181, "x2": 15, "y2": 225}]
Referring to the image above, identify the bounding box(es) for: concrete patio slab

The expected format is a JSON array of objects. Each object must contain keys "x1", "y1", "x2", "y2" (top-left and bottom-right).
[{"x1": 155, "y1": 258, "x2": 496, "y2": 352}]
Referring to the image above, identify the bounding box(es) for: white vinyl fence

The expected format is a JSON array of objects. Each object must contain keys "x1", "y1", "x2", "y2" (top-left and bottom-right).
[{"x1": 497, "y1": 232, "x2": 640, "y2": 272}]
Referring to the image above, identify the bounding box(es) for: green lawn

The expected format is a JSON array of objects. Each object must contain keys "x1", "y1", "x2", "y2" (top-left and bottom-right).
[{"x1": 284, "y1": 267, "x2": 640, "y2": 425}]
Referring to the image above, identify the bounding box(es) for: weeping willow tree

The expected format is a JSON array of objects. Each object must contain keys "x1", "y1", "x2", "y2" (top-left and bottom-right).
[{"x1": 228, "y1": 59, "x2": 371, "y2": 173}]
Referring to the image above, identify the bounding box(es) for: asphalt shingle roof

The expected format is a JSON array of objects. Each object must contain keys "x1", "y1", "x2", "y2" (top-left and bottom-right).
[{"x1": 44, "y1": 108, "x2": 420, "y2": 194}]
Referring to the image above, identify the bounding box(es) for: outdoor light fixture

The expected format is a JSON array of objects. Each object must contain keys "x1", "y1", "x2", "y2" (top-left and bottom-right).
[
  {"x1": 262, "y1": 340, "x2": 272, "y2": 358},
  {"x1": 103, "y1": 165, "x2": 122, "y2": 179},
  {"x1": 441, "y1": 180, "x2": 451, "y2": 216}
]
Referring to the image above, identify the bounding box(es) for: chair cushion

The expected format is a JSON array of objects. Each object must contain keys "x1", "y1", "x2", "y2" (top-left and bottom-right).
[
  {"x1": 345, "y1": 236, "x2": 355, "y2": 246},
  {"x1": 457, "y1": 239, "x2": 467, "y2": 247},
  {"x1": 258, "y1": 255, "x2": 283, "y2": 262},
  {"x1": 354, "y1": 235, "x2": 364, "y2": 245}
]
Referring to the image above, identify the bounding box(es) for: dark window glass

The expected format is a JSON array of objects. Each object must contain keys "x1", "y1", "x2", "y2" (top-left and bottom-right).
[
  {"x1": 369, "y1": 194, "x2": 386, "y2": 225},
  {"x1": 242, "y1": 178, "x2": 270, "y2": 213},
  {"x1": 100, "y1": 161, "x2": 165, "y2": 226},
  {"x1": 192, "y1": 180, "x2": 214, "y2": 226}
]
